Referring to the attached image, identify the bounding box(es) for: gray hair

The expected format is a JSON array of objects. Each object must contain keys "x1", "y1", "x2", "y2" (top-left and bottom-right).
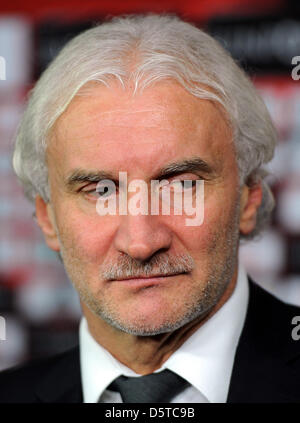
[{"x1": 12, "y1": 14, "x2": 277, "y2": 239}]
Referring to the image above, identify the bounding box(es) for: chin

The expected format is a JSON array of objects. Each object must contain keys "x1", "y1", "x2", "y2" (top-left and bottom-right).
[{"x1": 98, "y1": 305, "x2": 204, "y2": 336}]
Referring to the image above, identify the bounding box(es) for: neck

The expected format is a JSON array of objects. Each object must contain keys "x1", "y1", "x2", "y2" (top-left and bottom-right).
[{"x1": 82, "y1": 269, "x2": 238, "y2": 375}]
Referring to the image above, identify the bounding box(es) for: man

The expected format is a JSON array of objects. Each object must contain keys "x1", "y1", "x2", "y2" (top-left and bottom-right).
[{"x1": 0, "y1": 14, "x2": 299, "y2": 403}]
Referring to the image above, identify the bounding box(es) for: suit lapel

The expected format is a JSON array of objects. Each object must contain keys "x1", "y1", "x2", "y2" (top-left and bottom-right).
[
  {"x1": 227, "y1": 279, "x2": 300, "y2": 403},
  {"x1": 35, "y1": 345, "x2": 83, "y2": 403}
]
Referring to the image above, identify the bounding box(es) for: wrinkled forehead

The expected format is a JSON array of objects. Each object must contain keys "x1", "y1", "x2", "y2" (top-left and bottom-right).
[{"x1": 52, "y1": 79, "x2": 233, "y2": 144}]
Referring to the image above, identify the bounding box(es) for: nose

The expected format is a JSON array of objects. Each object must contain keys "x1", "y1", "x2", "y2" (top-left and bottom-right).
[{"x1": 113, "y1": 214, "x2": 172, "y2": 261}]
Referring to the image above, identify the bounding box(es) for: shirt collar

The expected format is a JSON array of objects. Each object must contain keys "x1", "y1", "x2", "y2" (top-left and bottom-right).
[
  {"x1": 79, "y1": 317, "x2": 138, "y2": 403},
  {"x1": 79, "y1": 263, "x2": 249, "y2": 403}
]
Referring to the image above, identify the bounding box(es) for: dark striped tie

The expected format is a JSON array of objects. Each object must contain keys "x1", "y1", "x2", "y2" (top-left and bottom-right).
[{"x1": 107, "y1": 369, "x2": 189, "y2": 403}]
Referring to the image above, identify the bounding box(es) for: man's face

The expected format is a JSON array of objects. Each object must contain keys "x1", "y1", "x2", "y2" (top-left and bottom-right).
[{"x1": 40, "y1": 81, "x2": 243, "y2": 335}]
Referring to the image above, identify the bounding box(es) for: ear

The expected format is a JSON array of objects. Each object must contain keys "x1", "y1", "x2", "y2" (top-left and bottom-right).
[
  {"x1": 239, "y1": 182, "x2": 263, "y2": 236},
  {"x1": 35, "y1": 195, "x2": 60, "y2": 252}
]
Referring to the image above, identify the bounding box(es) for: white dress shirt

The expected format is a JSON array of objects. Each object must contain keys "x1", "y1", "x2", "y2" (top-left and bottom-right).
[{"x1": 79, "y1": 263, "x2": 249, "y2": 403}]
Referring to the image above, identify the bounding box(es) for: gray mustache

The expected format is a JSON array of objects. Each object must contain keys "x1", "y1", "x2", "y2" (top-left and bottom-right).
[{"x1": 101, "y1": 253, "x2": 195, "y2": 280}]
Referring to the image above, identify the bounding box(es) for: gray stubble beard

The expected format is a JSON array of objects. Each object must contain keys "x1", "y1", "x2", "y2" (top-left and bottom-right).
[{"x1": 62, "y1": 199, "x2": 241, "y2": 336}]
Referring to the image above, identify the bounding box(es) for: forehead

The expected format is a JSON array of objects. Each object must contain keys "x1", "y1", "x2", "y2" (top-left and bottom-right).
[{"x1": 49, "y1": 81, "x2": 234, "y2": 176}]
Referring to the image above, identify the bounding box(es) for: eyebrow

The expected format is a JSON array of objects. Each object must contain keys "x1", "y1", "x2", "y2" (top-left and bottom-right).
[
  {"x1": 65, "y1": 169, "x2": 116, "y2": 189},
  {"x1": 155, "y1": 157, "x2": 215, "y2": 179},
  {"x1": 65, "y1": 157, "x2": 215, "y2": 189}
]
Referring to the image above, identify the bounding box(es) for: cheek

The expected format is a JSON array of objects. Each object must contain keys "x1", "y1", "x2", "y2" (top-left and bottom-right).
[
  {"x1": 56, "y1": 209, "x2": 115, "y2": 264},
  {"x1": 174, "y1": 193, "x2": 238, "y2": 254},
  {"x1": 179, "y1": 224, "x2": 215, "y2": 255}
]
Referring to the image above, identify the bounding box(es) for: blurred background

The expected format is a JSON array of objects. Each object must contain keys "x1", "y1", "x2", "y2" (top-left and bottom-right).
[{"x1": 0, "y1": 0, "x2": 300, "y2": 371}]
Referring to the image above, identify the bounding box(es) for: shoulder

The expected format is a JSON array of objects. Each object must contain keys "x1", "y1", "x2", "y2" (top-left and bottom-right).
[
  {"x1": 247, "y1": 279, "x2": 300, "y2": 334},
  {"x1": 227, "y1": 279, "x2": 300, "y2": 402},
  {"x1": 0, "y1": 346, "x2": 80, "y2": 403},
  {"x1": 244, "y1": 279, "x2": 300, "y2": 355}
]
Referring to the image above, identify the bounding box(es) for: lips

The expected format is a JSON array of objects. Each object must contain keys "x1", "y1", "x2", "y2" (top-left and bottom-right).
[
  {"x1": 109, "y1": 273, "x2": 185, "y2": 290},
  {"x1": 112, "y1": 272, "x2": 186, "y2": 281}
]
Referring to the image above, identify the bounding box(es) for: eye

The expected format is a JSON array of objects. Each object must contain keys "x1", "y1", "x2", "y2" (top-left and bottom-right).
[
  {"x1": 168, "y1": 178, "x2": 200, "y2": 191},
  {"x1": 82, "y1": 180, "x2": 117, "y2": 200},
  {"x1": 97, "y1": 185, "x2": 113, "y2": 197},
  {"x1": 96, "y1": 180, "x2": 117, "y2": 199},
  {"x1": 181, "y1": 180, "x2": 198, "y2": 189}
]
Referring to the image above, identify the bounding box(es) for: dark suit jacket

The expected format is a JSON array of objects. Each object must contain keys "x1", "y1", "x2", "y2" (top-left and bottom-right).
[{"x1": 0, "y1": 280, "x2": 300, "y2": 403}]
